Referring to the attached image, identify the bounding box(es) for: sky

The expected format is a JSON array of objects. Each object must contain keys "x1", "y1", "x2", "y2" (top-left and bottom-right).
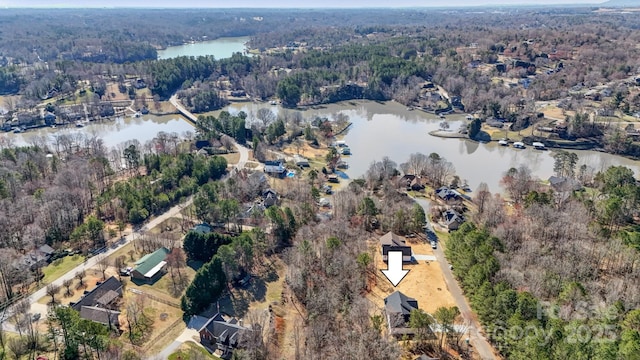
[{"x1": 0, "y1": 0, "x2": 607, "y2": 8}]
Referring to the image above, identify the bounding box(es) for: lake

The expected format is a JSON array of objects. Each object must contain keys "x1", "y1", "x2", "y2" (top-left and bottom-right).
[
  {"x1": 1, "y1": 115, "x2": 195, "y2": 149},
  {"x1": 157, "y1": 36, "x2": 250, "y2": 60},
  {"x1": 221, "y1": 100, "x2": 640, "y2": 192}
]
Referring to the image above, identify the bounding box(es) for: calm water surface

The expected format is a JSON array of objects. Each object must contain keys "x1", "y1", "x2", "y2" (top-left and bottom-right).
[
  {"x1": 2, "y1": 115, "x2": 194, "y2": 149},
  {"x1": 157, "y1": 37, "x2": 249, "y2": 60},
  {"x1": 223, "y1": 101, "x2": 640, "y2": 192}
]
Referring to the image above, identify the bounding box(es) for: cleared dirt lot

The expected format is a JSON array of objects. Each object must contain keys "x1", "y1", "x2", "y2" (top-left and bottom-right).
[{"x1": 368, "y1": 237, "x2": 456, "y2": 315}]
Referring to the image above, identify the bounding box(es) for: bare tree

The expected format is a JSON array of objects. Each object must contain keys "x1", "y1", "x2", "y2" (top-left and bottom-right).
[
  {"x1": 97, "y1": 255, "x2": 109, "y2": 280},
  {"x1": 62, "y1": 278, "x2": 74, "y2": 297},
  {"x1": 46, "y1": 283, "x2": 61, "y2": 304},
  {"x1": 75, "y1": 270, "x2": 86, "y2": 289}
]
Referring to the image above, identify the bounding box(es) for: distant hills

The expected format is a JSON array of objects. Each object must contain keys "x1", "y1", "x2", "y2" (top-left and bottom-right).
[{"x1": 599, "y1": 0, "x2": 640, "y2": 7}]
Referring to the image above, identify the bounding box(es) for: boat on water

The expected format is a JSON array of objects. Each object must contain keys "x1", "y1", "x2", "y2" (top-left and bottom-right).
[
  {"x1": 75, "y1": 123, "x2": 84, "y2": 128},
  {"x1": 439, "y1": 113, "x2": 446, "y2": 119},
  {"x1": 269, "y1": 100, "x2": 277, "y2": 105},
  {"x1": 498, "y1": 139, "x2": 509, "y2": 146},
  {"x1": 13, "y1": 128, "x2": 23, "y2": 134},
  {"x1": 336, "y1": 160, "x2": 349, "y2": 169},
  {"x1": 513, "y1": 141, "x2": 526, "y2": 149},
  {"x1": 339, "y1": 147, "x2": 351, "y2": 155},
  {"x1": 532, "y1": 142, "x2": 546, "y2": 150}
]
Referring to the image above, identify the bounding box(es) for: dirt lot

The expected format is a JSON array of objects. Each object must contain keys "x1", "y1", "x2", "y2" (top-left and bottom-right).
[{"x1": 368, "y1": 237, "x2": 456, "y2": 315}]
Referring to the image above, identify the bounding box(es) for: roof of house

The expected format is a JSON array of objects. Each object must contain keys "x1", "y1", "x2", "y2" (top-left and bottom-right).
[
  {"x1": 79, "y1": 306, "x2": 120, "y2": 326},
  {"x1": 443, "y1": 209, "x2": 464, "y2": 225},
  {"x1": 436, "y1": 187, "x2": 461, "y2": 200},
  {"x1": 133, "y1": 247, "x2": 170, "y2": 278},
  {"x1": 38, "y1": 244, "x2": 55, "y2": 255},
  {"x1": 96, "y1": 290, "x2": 120, "y2": 306},
  {"x1": 380, "y1": 232, "x2": 406, "y2": 247},
  {"x1": 199, "y1": 313, "x2": 247, "y2": 347},
  {"x1": 385, "y1": 291, "x2": 419, "y2": 317},
  {"x1": 193, "y1": 223, "x2": 212, "y2": 234},
  {"x1": 548, "y1": 176, "x2": 583, "y2": 192},
  {"x1": 71, "y1": 276, "x2": 122, "y2": 312}
]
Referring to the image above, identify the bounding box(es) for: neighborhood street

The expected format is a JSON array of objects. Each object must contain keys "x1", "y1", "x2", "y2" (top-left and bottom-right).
[
  {"x1": 415, "y1": 198, "x2": 497, "y2": 360},
  {"x1": 1, "y1": 96, "x2": 249, "y2": 346}
]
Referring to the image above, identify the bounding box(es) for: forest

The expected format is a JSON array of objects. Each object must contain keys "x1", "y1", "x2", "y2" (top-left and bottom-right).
[{"x1": 443, "y1": 155, "x2": 640, "y2": 359}]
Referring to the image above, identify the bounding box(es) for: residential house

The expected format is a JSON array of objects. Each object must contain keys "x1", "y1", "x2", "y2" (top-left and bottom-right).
[
  {"x1": 14, "y1": 112, "x2": 39, "y2": 127},
  {"x1": 71, "y1": 276, "x2": 123, "y2": 329},
  {"x1": 293, "y1": 155, "x2": 309, "y2": 167},
  {"x1": 442, "y1": 209, "x2": 464, "y2": 231},
  {"x1": 410, "y1": 177, "x2": 425, "y2": 191},
  {"x1": 43, "y1": 112, "x2": 57, "y2": 125},
  {"x1": 133, "y1": 78, "x2": 146, "y2": 89},
  {"x1": 399, "y1": 175, "x2": 416, "y2": 190},
  {"x1": 548, "y1": 176, "x2": 583, "y2": 193},
  {"x1": 130, "y1": 247, "x2": 170, "y2": 283},
  {"x1": 436, "y1": 187, "x2": 462, "y2": 205},
  {"x1": 263, "y1": 160, "x2": 286, "y2": 176},
  {"x1": 262, "y1": 189, "x2": 278, "y2": 207},
  {"x1": 193, "y1": 223, "x2": 213, "y2": 234},
  {"x1": 19, "y1": 245, "x2": 56, "y2": 271},
  {"x1": 80, "y1": 306, "x2": 120, "y2": 328},
  {"x1": 384, "y1": 291, "x2": 433, "y2": 338},
  {"x1": 380, "y1": 231, "x2": 412, "y2": 263},
  {"x1": 548, "y1": 176, "x2": 583, "y2": 203},
  {"x1": 199, "y1": 313, "x2": 248, "y2": 359}
]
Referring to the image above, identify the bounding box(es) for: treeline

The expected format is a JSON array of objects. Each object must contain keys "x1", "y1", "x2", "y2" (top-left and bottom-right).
[
  {"x1": 0, "y1": 67, "x2": 22, "y2": 95},
  {"x1": 449, "y1": 161, "x2": 640, "y2": 358}
]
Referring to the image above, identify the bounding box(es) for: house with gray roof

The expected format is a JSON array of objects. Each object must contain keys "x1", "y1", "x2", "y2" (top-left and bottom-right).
[
  {"x1": 71, "y1": 276, "x2": 122, "y2": 330},
  {"x1": 131, "y1": 247, "x2": 170, "y2": 283},
  {"x1": 380, "y1": 231, "x2": 412, "y2": 263},
  {"x1": 199, "y1": 313, "x2": 248, "y2": 359},
  {"x1": 442, "y1": 209, "x2": 464, "y2": 231},
  {"x1": 385, "y1": 291, "x2": 420, "y2": 337}
]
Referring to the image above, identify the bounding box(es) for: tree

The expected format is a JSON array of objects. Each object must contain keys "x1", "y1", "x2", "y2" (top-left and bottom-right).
[
  {"x1": 75, "y1": 270, "x2": 86, "y2": 289},
  {"x1": 468, "y1": 118, "x2": 482, "y2": 139},
  {"x1": 62, "y1": 278, "x2": 73, "y2": 297},
  {"x1": 123, "y1": 144, "x2": 140, "y2": 175},
  {"x1": 409, "y1": 309, "x2": 434, "y2": 344},
  {"x1": 474, "y1": 182, "x2": 491, "y2": 215},
  {"x1": 46, "y1": 283, "x2": 61, "y2": 304},
  {"x1": 434, "y1": 306, "x2": 461, "y2": 351},
  {"x1": 411, "y1": 203, "x2": 426, "y2": 233},
  {"x1": 553, "y1": 150, "x2": 578, "y2": 178}
]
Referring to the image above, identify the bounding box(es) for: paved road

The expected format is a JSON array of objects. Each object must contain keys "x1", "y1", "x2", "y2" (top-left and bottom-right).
[
  {"x1": 1, "y1": 197, "x2": 193, "y2": 334},
  {"x1": 415, "y1": 198, "x2": 497, "y2": 360},
  {"x1": 170, "y1": 94, "x2": 249, "y2": 169},
  {"x1": 2, "y1": 97, "x2": 249, "y2": 336}
]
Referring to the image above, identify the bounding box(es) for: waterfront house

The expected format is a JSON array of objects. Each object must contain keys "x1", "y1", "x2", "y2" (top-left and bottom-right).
[
  {"x1": 436, "y1": 187, "x2": 462, "y2": 205},
  {"x1": 131, "y1": 247, "x2": 170, "y2": 283},
  {"x1": 442, "y1": 209, "x2": 465, "y2": 231},
  {"x1": 380, "y1": 232, "x2": 412, "y2": 263}
]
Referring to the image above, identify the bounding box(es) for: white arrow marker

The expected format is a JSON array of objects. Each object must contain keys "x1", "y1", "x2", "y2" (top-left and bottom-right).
[{"x1": 381, "y1": 251, "x2": 410, "y2": 287}]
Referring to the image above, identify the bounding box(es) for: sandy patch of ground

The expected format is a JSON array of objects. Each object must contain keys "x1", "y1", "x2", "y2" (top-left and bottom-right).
[{"x1": 368, "y1": 239, "x2": 456, "y2": 315}]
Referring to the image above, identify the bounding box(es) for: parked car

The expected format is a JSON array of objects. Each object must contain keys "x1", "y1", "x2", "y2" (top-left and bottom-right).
[
  {"x1": 31, "y1": 313, "x2": 41, "y2": 322},
  {"x1": 430, "y1": 240, "x2": 437, "y2": 249}
]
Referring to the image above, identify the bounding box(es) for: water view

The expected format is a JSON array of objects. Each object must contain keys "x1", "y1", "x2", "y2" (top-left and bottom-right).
[
  {"x1": 157, "y1": 36, "x2": 249, "y2": 60},
  {"x1": 2, "y1": 115, "x2": 194, "y2": 149},
  {"x1": 223, "y1": 100, "x2": 640, "y2": 192}
]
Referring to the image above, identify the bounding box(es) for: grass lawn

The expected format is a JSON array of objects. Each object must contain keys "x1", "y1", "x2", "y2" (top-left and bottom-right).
[
  {"x1": 42, "y1": 254, "x2": 86, "y2": 285},
  {"x1": 168, "y1": 341, "x2": 216, "y2": 360},
  {"x1": 221, "y1": 152, "x2": 241, "y2": 165}
]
